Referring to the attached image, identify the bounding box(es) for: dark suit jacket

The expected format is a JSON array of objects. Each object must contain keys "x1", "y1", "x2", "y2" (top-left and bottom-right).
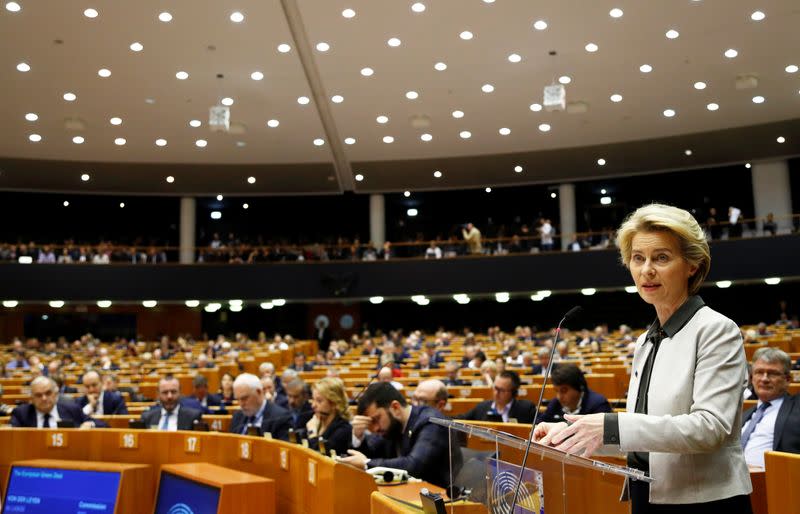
[
  {"x1": 289, "y1": 402, "x2": 314, "y2": 430},
  {"x1": 306, "y1": 415, "x2": 352, "y2": 456},
  {"x1": 76, "y1": 391, "x2": 129, "y2": 415},
  {"x1": 11, "y1": 400, "x2": 89, "y2": 427},
  {"x1": 538, "y1": 389, "x2": 612, "y2": 424},
  {"x1": 140, "y1": 405, "x2": 202, "y2": 431},
  {"x1": 229, "y1": 401, "x2": 292, "y2": 441},
  {"x1": 743, "y1": 393, "x2": 800, "y2": 453},
  {"x1": 181, "y1": 394, "x2": 227, "y2": 415},
  {"x1": 357, "y1": 405, "x2": 462, "y2": 489},
  {"x1": 458, "y1": 398, "x2": 537, "y2": 424}
]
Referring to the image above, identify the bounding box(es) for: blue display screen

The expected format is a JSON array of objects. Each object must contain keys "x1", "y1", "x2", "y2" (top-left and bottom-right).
[
  {"x1": 153, "y1": 472, "x2": 220, "y2": 514},
  {"x1": 2, "y1": 466, "x2": 120, "y2": 514}
]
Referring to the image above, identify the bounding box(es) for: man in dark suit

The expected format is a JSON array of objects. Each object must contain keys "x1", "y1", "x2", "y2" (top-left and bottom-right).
[
  {"x1": 229, "y1": 373, "x2": 292, "y2": 440},
  {"x1": 458, "y1": 371, "x2": 536, "y2": 423},
  {"x1": 530, "y1": 348, "x2": 559, "y2": 375},
  {"x1": 442, "y1": 361, "x2": 467, "y2": 386},
  {"x1": 11, "y1": 376, "x2": 92, "y2": 428},
  {"x1": 76, "y1": 370, "x2": 128, "y2": 416},
  {"x1": 742, "y1": 348, "x2": 800, "y2": 467},
  {"x1": 339, "y1": 382, "x2": 462, "y2": 489},
  {"x1": 537, "y1": 364, "x2": 612, "y2": 423},
  {"x1": 290, "y1": 353, "x2": 314, "y2": 372},
  {"x1": 183, "y1": 374, "x2": 226, "y2": 414},
  {"x1": 285, "y1": 378, "x2": 314, "y2": 430},
  {"x1": 140, "y1": 375, "x2": 202, "y2": 431}
]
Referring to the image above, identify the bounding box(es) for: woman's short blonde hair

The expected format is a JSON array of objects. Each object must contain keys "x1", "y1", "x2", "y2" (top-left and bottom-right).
[
  {"x1": 616, "y1": 203, "x2": 711, "y2": 295},
  {"x1": 313, "y1": 377, "x2": 351, "y2": 421}
]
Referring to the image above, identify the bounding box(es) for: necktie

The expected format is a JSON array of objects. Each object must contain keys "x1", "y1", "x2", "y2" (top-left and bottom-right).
[
  {"x1": 242, "y1": 416, "x2": 255, "y2": 434},
  {"x1": 160, "y1": 410, "x2": 172, "y2": 431},
  {"x1": 741, "y1": 402, "x2": 771, "y2": 448},
  {"x1": 42, "y1": 413, "x2": 51, "y2": 429}
]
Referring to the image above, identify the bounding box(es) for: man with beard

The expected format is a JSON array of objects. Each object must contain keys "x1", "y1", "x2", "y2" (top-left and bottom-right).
[{"x1": 337, "y1": 382, "x2": 461, "y2": 489}]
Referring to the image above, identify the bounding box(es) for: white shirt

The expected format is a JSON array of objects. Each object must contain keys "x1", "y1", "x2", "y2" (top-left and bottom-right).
[
  {"x1": 540, "y1": 223, "x2": 553, "y2": 245},
  {"x1": 742, "y1": 396, "x2": 784, "y2": 468},
  {"x1": 425, "y1": 247, "x2": 442, "y2": 259},
  {"x1": 82, "y1": 391, "x2": 104, "y2": 416},
  {"x1": 37, "y1": 405, "x2": 60, "y2": 428},
  {"x1": 490, "y1": 401, "x2": 513, "y2": 423},
  {"x1": 157, "y1": 405, "x2": 181, "y2": 431}
]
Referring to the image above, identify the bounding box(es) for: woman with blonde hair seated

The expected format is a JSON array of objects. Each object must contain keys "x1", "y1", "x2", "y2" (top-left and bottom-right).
[{"x1": 305, "y1": 377, "x2": 352, "y2": 456}]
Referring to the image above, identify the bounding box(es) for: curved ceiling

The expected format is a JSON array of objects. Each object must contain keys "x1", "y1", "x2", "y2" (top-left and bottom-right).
[{"x1": 1, "y1": 0, "x2": 799, "y2": 194}]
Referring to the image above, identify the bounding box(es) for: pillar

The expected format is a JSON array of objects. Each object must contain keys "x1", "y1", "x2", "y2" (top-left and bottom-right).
[
  {"x1": 369, "y1": 194, "x2": 385, "y2": 246},
  {"x1": 179, "y1": 197, "x2": 196, "y2": 264},
  {"x1": 751, "y1": 160, "x2": 792, "y2": 233},
  {"x1": 558, "y1": 183, "x2": 576, "y2": 250}
]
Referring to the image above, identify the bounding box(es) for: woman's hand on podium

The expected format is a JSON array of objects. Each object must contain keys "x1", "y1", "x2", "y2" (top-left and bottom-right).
[
  {"x1": 533, "y1": 422, "x2": 568, "y2": 445},
  {"x1": 549, "y1": 413, "x2": 605, "y2": 457}
]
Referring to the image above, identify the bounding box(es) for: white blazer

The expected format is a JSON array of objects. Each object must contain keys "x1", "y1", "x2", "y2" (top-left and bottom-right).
[{"x1": 615, "y1": 305, "x2": 752, "y2": 504}]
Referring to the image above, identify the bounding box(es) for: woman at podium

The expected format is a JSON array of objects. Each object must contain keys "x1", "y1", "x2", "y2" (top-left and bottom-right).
[{"x1": 535, "y1": 204, "x2": 752, "y2": 514}]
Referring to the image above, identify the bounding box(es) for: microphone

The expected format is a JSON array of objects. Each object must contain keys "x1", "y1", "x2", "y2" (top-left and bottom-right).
[
  {"x1": 350, "y1": 374, "x2": 378, "y2": 406},
  {"x1": 509, "y1": 305, "x2": 582, "y2": 514}
]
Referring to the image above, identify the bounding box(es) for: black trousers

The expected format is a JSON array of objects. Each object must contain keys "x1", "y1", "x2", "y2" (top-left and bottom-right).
[{"x1": 630, "y1": 479, "x2": 753, "y2": 514}]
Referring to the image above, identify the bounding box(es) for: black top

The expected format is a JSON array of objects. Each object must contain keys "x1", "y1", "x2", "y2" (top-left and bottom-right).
[{"x1": 307, "y1": 415, "x2": 352, "y2": 456}]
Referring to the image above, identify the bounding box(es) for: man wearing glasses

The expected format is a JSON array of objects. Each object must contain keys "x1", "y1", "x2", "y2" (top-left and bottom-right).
[
  {"x1": 741, "y1": 347, "x2": 800, "y2": 468},
  {"x1": 458, "y1": 370, "x2": 536, "y2": 424}
]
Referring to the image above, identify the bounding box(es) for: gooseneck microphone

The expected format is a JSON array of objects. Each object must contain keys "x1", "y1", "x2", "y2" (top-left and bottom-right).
[
  {"x1": 350, "y1": 374, "x2": 379, "y2": 406},
  {"x1": 509, "y1": 305, "x2": 583, "y2": 514}
]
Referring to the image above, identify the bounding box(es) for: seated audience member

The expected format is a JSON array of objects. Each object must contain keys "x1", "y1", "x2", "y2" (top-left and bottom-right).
[
  {"x1": 184, "y1": 375, "x2": 225, "y2": 414},
  {"x1": 458, "y1": 371, "x2": 536, "y2": 423},
  {"x1": 218, "y1": 372, "x2": 236, "y2": 405},
  {"x1": 51, "y1": 373, "x2": 78, "y2": 395},
  {"x1": 742, "y1": 348, "x2": 800, "y2": 468},
  {"x1": 555, "y1": 341, "x2": 573, "y2": 361},
  {"x1": 304, "y1": 377, "x2": 352, "y2": 456},
  {"x1": 140, "y1": 375, "x2": 202, "y2": 431},
  {"x1": 472, "y1": 360, "x2": 498, "y2": 387},
  {"x1": 77, "y1": 370, "x2": 128, "y2": 416},
  {"x1": 11, "y1": 376, "x2": 94, "y2": 428},
  {"x1": 537, "y1": 364, "x2": 612, "y2": 423},
  {"x1": 229, "y1": 373, "x2": 292, "y2": 440},
  {"x1": 460, "y1": 344, "x2": 478, "y2": 368},
  {"x1": 361, "y1": 339, "x2": 382, "y2": 357},
  {"x1": 285, "y1": 378, "x2": 314, "y2": 430},
  {"x1": 762, "y1": 212, "x2": 777, "y2": 236},
  {"x1": 424, "y1": 240, "x2": 442, "y2": 259},
  {"x1": 442, "y1": 361, "x2": 467, "y2": 386},
  {"x1": 7, "y1": 352, "x2": 30, "y2": 370},
  {"x1": 290, "y1": 353, "x2": 314, "y2": 372},
  {"x1": 378, "y1": 366, "x2": 404, "y2": 391},
  {"x1": 340, "y1": 382, "x2": 462, "y2": 489},
  {"x1": 414, "y1": 352, "x2": 437, "y2": 371},
  {"x1": 411, "y1": 379, "x2": 449, "y2": 412},
  {"x1": 102, "y1": 373, "x2": 119, "y2": 393},
  {"x1": 505, "y1": 346, "x2": 524, "y2": 367}
]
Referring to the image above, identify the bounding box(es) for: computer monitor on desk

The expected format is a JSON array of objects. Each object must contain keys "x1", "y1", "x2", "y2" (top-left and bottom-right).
[
  {"x1": 2, "y1": 465, "x2": 121, "y2": 514},
  {"x1": 154, "y1": 471, "x2": 221, "y2": 514}
]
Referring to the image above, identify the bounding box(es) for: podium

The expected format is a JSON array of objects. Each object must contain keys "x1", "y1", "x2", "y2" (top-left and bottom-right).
[{"x1": 433, "y1": 419, "x2": 653, "y2": 514}]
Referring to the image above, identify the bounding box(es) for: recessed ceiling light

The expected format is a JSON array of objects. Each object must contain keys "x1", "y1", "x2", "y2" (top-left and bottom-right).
[
  {"x1": 715, "y1": 281, "x2": 732, "y2": 289},
  {"x1": 267, "y1": 119, "x2": 279, "y2": 128},
  {"x1": 452, "y1": 110, "x2": 464, "y2": 118},
  {"x1": 724, "y1": 48, "x2": 738, "y2": 58},
  {"x1": 585, "y1": 43, "x2": 599, "y2": 52},
  {"x1": 119, "y1": 202, "x2": 125, "y2": 208},
  {"x1": 459, "y1": 31, "x2": 474, "y2": 40},
  {"x1": 230, "y1": 11, "x2": 244, "y2": 22},
  {"x1": 84, "y1": 8, "x2": 98, "y2": 18},
  {"x1": 597, "y1": 158, "x2": 606, "y2": 166},
  {"x1": 247, "y1": 176, "x2": 256, "y2": 184},
  {"x1": 777, "y1": 136, "x2": 786, "y2": 144},
  {"x1": 514, "y1": 165, "x2": 523, "y2": 173},
  {"x1": 297, "y1": 96, "x2": 310, "y2": 105},
  {"x1": 331, "y1": 94, "x2": 344, "y2": 103},
  {"x1": 130, "y1": 42, "x2": 143, "y2": 52},
  {"x1": 538, "y1": 123, "x2": 551, "y2": 132},
  {"x1": 745, "y1": 163, "x2": 751, "y2": 169},
  {"x1": 97, "y1": 68, "x2": 111, "y2": 77},
  {"x1": 166, "y1": 176, "x2": 174, "y2": 183},
  {"x1": 558, "y1": 75, "x2": 571, "y2": 84},
  {"x1": 387, "y1": 37, "x2": 401, "y2": 47},
  {"x1": 62, "y1": 201, "x2": 69, "y2": 207},
  {"x1": 600, "y1": 188, "x2": 607, "y2": 194},
  {"x1": 434, "y1": 62, "x2": 447, "y2": 71},
  {"x1": 406, "y1": 91, "x2": 419, "y2": 99},
  {"x1": 508, "y1": 53, "x2": 522, "y2": 63},
  {"x1": 383, "y1": 136, "x2": 394, "y2": 143},
  {"x1": 189, "y1": 119, "x2": 201, "y2": 127},
  {"x1": 28, "y1": 134, "x2": 42, "y2": 142},
  {"x1": 499, "y1": 127, "x2": 511, "y2": 135},
  {"x1": 195, "y1": 139, "x2": 207, "y2": 148},
  {"x1": 420, "y1": 133, "x2": 433, "y2": 141},
  {"x1": 663, "y1": 109, "x2": 676, "y2": 117},
  {"x1": 16, "y1": 62, "x2": 30, "y2": 72},
  {"x1": 550, "y1": 192, "x2": 557, "y2": 199},
  {"x1": 72, "y1": 136, "x2": 84, "y2": 144},
  {"x1": 80, "y1": 173, "x2": 90, "y2": 181},
  {"x1": 25, "y1": 113, "x2": 38, "y2": 121},
  {"x1": 485, "y1": 187, "x2": 492, "y2": 193},
  {"x1": 5, "y1": 2, "x2": 21, "y2": 12},
  {"x1": 694, "y1": 81, "x2": 707, "y2": 90},
  {"x1": 411, "y1": 2, "x2": 426, "y2": 12},
  {"x1": 786, "y1": 65, "x2": 799, "y2": 74},
  {"x1": 533, "y1": 20, "x2": 547, "y2": 30},
  {"x1": 481, "y1": 84, "x2": 495, "y2": 93},
  {"x1": 355, "y1": 174, "x2": 364, "y2": 181},
  {"x1": 404, "y1": 191, "x2": 411, "y2": 197},
  {"x1": 610, "y1": 94, "x2": 623, "y2": 103},
  {"x1": 236, "y1": 141, "x2": 246, "y2": 148},
  {"x1": 158, "y1": 11, "x2": 172, "y2": 22},
  {"x1": 639, "y1": 64, "x2": 653, "y2": 73},
  {"x1": 706, "y1": 102, "x2": 719, "y2": 111},
  {"x1": 433, "y1": 170, "x2": 442, "y2": 178},
  {"x1": 376, "y1": 115, "x2": 389, "y2": 123},
  {"x1": 63, "y1": 92, "x2": 77, "y2": 101},
  {"x1": 609, "y1": 8, "x2": 623, "y2": 18},
  {"x1": 242, "y1": 203, "x2": 249, "y2": 209},
  {"x1": 114, "y1": 137, "x2": 126, "y2": 145},
  {"x1": 530, "y1": 103, "x2": 543, "y2": 111},
  {"x1": 277, "y1": 43, "x2": 291, "y2": 53},
  {"x1": 250, "y1": 71, "x2": 264, "y2": 81},
  {"x1": 216, "y1": 194, "x2": 223, "y2": 201},
  {"x1": 751, "y1": 11, "x2": 766, "y2": 21},
  {"x1": 341, "y1": 8, "x2": 356, "y2": 18},
  {"x1": 483, "y1": 0, "x2": 495, "y2": 3},
  {"x1": 176, "y1": 71, "x2": 189, "y2": 80},
  {"x1": 316, "y1": 42, "x2": 330, "y2": 52},
  {"x1": 752, "y1": 95, "x2": 765, "y2": 104},
  {"x1": 460, "y1": 130, "x2": 471, "y2": 139},
  {"x1": 97, "y1": 300, "x2": 112, "y2": 308},
  {"x1": 764, "y1": 277, "x2": 781, "y2": 285},
  {"x1": 665, "y1": 29, "x2": 680, "y2": 39},
  {"x1": 685, "y1": 149, "x2": 693, "y2": 156},
  {"x1": 360, "y1": 67, "x2": 374, "y2": 76},
  {"x1": 313, "y1": 138, "x2": 325, "y2": 146},
  {"x1": 221, "y1": 97, "x2": 234, "y2": 106},
  {"x1": 145, "y1": 98, "x2": 156, "y2": 104},
  {"x1": 407, "y1": 208, "x2": 418, "y2": 217},
  {"x1": 344, "y1": 137, "x2": 356, "y2": 144}
]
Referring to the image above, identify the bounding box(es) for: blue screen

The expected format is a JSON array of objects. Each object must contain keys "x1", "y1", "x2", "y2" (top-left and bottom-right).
[
  {"x1": 2, "y1": 466, "x2": 120, "y2": 514},
  {"x1": 153, "y1": 472, "x2": 220, "y2": 514}
]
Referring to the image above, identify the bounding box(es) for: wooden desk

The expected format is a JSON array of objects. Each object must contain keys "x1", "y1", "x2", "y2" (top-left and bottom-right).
[
  {"x1": 765, "y1": 451, "x2": 800, "y2": 514},
  {"x1": 376, "y1": 483, "x2": 486, "y2": 514}
]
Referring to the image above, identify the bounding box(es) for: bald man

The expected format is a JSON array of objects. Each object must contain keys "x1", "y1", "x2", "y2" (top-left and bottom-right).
[
  {"x1": 412, "y1": 379, "x2": 448, "y2": 412},
  {"x1": 76, "y1": 370, "x2": 128, "y2": 416},
  {"x1": 11, "y1": 376, "x2": 93, "y2": 428}
]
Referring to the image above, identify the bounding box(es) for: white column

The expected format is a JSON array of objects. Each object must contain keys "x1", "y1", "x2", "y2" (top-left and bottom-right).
[
  {"x1": 751, "y1": 160, "x2": 792, "y2": 233},
  {"x1": 369, "y1": 194, "x2": 386, "y2": 246},
  {"x1": 179, "y1": 197, "x2": 196, "y2": 264},
  {"x1": 558, "y1": 183, "x2": 576, "y2": 250}
]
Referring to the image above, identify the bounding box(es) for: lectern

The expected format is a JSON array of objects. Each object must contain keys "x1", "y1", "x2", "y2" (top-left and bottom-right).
[{"x1": 433, "y1": 419, "x2": 653, "y2": 514}]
